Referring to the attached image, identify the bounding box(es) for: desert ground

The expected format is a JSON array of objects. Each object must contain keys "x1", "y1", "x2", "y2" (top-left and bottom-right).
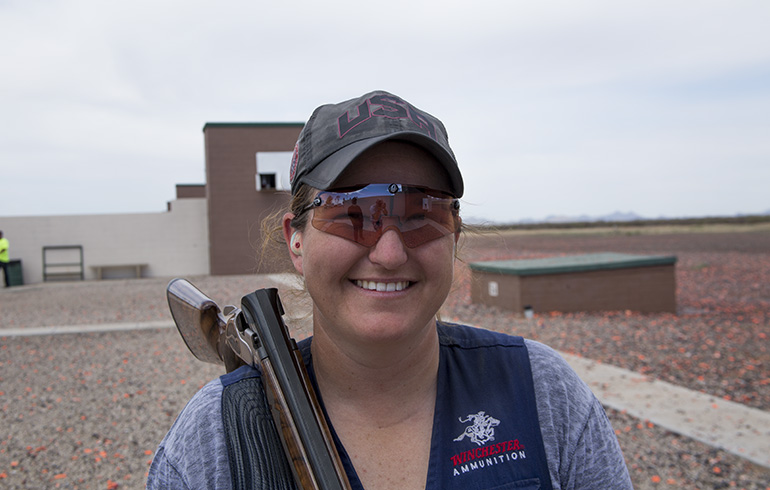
[{"x1": 1, "y1": 222, "x2": 768, "y2": 489}]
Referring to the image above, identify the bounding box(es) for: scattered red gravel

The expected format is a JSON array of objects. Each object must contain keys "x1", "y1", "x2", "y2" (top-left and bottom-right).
[
  {"x1": 444, "y1": 226, "x2": 770, "y2": 489},
  {"x1": 448, "y1": 228, "x2": 770, "y2": 411},
  {"x1": 0, "y1": 224, "x2": 768, "y2": 489}
]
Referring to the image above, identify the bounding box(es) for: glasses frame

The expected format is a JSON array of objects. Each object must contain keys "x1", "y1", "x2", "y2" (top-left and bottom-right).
[{"x1": 302, "y1": 183, "x2": 461, "y2": 248}]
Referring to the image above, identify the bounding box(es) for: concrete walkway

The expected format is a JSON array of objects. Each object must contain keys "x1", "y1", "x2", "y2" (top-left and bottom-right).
[
  {"x1": 4, "y1": 318, "x2": 768, "y2": 469},
  {"x1": 563, "y1": 354, "x2": 770, "y2": 469},
  {"x1": 2, "y1": 320, "x2": 175, "y2": 337}
]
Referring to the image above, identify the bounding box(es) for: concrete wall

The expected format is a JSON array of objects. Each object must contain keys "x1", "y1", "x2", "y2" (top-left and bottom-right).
[
  {"x1": 1, "y1": 123, "x2": 305, "y2": 284},
  {"x1": 0, "y1": 198, "x2": 209, "y2": 285}
]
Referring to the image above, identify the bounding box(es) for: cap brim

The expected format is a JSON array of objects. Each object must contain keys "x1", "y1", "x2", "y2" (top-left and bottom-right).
[{"x1": 299, "y1": 132, "x2": 464, "y2": 197}]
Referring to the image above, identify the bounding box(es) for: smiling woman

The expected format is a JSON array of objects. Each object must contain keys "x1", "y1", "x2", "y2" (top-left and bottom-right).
[
  {"x1": 287, "y1": 141, "x2": 460, "y2": 361},
  {"x1": 147, "y1": 91, "x2": 633, "y2": 490}
]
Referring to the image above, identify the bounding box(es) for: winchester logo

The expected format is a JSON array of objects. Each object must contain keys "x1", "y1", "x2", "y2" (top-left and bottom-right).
[
  {"x1": 450, "y1": 439, "x2": 527, "y2": 477},
  {"x1": 453, "y1": 411, "x2": 500, "y2": 446},
  {"x1": 450, "y1": 411, "x2": 529, "y2": 477}
]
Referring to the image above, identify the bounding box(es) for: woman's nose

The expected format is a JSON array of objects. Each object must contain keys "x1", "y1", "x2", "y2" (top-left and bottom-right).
[{"x1": 368, "y1": 226, "x2": 408, "y2": 269}]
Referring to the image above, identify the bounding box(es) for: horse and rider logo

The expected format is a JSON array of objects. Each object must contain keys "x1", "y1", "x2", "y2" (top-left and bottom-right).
[{"x1": 453, "y1": 411, "x2": 501, "y2": 446}]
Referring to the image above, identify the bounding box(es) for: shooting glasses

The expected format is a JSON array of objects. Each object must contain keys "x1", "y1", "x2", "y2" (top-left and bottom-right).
[{"x1": 304, "y1": 183, "x2": 461, "y2": 248}]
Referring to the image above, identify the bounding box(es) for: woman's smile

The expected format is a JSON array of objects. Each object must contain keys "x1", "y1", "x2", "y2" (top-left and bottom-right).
[{"x1": 354, "y1": 279, "x2": 412, "y2": 292}]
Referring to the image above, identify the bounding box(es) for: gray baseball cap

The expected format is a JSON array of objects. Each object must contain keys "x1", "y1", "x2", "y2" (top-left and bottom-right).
[{"x1": 289, "y1": 90, "x2": 463, "y2": 197}]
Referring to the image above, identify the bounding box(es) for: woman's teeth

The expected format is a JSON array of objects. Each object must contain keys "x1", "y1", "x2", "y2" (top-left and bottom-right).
[{"x1": 355, "y1": 280, "x2": 410, "y2": 292}]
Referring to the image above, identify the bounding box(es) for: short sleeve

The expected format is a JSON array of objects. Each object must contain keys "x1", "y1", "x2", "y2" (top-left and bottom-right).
[
  {"x1": 525, "y1": 340, "x2": 632, "y2": 489},
  {"x1": 146, "y1": 379, "x2": 232, "y2": 489}
]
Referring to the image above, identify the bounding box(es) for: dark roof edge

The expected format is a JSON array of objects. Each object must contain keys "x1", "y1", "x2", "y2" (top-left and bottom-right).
[{"x1": 469, "y1": 254, "x2": 677, "y2": 276}]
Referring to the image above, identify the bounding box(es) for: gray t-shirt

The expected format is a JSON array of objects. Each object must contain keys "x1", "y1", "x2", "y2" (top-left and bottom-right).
[{"x1": 147, "y1": 329, "x2": 631, "y2": 489}]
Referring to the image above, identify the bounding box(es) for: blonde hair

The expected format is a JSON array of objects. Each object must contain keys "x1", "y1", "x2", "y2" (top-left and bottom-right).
[{"x1": 258, "y1": 184, "x2": 316, "y2": 275}]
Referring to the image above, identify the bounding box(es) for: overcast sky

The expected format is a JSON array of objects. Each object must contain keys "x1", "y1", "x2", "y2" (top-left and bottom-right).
[{"x1": 2, "y1": 0, "x2": 768, "y2": 223}]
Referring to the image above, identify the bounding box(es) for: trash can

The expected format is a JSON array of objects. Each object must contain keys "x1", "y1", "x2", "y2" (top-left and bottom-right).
[{"x1": 6, "y1": 259, "x2": 23, "y2": 287}]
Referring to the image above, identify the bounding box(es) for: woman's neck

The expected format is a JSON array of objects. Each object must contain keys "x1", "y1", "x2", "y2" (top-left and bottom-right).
[{"x1": 309, "y1": 316, "x2": 440, "y2": 416}]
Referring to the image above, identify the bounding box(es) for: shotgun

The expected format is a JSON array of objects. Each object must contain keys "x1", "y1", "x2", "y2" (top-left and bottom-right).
[{"x1": 166, "y1": 278, "x2": 351, "y2": 490}]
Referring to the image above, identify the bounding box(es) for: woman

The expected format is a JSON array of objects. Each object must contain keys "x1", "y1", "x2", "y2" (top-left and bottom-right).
[{"x1": 148, "y1": 91, "x2": 632, "y2": 489}]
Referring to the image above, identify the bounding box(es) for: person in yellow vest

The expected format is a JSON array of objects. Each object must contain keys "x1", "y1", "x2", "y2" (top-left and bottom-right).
[{"x1": 0, "y1": 230, "x2": 9, "y2": 287}]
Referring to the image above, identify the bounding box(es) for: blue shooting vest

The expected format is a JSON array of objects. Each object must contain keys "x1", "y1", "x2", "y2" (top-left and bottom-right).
[
  {"x1": 221, "y1": 323, "x2": 553, "y2": 490},
  {"x1": 427, "y1": 323, "x2": 553, "y2": 489}
]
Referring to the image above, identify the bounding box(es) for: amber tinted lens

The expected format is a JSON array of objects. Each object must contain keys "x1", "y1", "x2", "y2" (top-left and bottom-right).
[{"x1": 309, "y1": 184, "x2": 459, "y2": 248}]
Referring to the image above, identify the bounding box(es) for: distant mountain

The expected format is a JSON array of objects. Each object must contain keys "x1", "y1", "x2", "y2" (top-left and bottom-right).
[
  {"x1": 464, "y1": 210, "x2": 769, "y2": 227},
  {"x1": 596, "y1": 211, "x2": 645, "y2": 222},
  {"x1": 463, "y1": 212, "x2": 642, "y2": 226},
  {"x1": 539, "y1": 211, "x2": 644, "y2": 224}
]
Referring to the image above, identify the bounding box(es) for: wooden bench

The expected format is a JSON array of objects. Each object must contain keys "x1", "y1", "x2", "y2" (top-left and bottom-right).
[
  {"x1": 91, "y1": 264, "x2": 148, "y2": 280},
  {"x1": 469, "y1": 253, "x2": 677, "y2": 314}
]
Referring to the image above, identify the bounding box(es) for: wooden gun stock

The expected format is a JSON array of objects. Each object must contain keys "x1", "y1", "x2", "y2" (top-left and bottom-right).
[{"x1": 166, "y1": 278, "x2": 351, "y2": 490}]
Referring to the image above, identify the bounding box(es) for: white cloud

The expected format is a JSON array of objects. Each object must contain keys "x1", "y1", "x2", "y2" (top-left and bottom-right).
[{"x1": 1, "y1": 0, "x2": 768, "y2": 219}]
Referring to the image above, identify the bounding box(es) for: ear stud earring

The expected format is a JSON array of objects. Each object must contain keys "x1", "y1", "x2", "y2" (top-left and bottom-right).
[{"x1": 290, "y1": 231, "x2": 302, "y2": 256}]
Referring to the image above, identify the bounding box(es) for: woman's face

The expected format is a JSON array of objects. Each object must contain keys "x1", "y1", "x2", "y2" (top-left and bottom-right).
[{"x1": 287, "y1": 141, "x2": 458, "y2": 351}]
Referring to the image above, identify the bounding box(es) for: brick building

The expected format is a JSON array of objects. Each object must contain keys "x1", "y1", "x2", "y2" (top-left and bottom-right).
[{"x1": 202, "y1": 122, "x2": 304, "y2": 275}]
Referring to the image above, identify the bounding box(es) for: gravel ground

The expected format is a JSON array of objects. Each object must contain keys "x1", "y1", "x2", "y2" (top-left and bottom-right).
[{"x1": 1, "y1": 224, "x2": 768, "y2": 489}]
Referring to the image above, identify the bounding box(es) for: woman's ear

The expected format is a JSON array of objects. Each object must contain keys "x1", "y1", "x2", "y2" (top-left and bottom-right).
[{"x1": 282, "y1": 213, "x2": 304, "y2": 275}]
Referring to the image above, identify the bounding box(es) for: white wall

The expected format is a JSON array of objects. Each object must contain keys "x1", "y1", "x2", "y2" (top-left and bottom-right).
[
  {"x1": 255, "y1": 151, "x2": 293, "y2": 191},
  {"x1": 0, "y1": 198, "x2": 209, "y2": 285}
]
